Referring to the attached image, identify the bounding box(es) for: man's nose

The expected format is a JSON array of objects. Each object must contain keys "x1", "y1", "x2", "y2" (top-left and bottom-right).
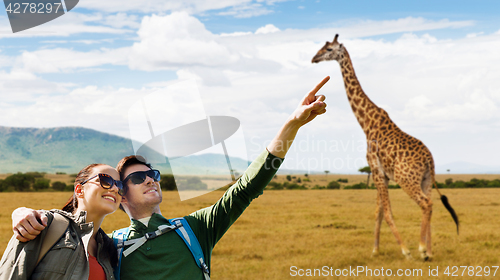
[{"x1": 144, "y1": 175, "x2": 155, "y2": 184}]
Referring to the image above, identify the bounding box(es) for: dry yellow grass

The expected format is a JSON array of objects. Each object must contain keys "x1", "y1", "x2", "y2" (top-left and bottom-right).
[{"x1": 1, "y1": 187, "x2": 499, "y2": 279}]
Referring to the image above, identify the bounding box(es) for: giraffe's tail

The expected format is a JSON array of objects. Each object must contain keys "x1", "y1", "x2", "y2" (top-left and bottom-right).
[{"x1": 433, "y1": 182, "x2": 459, "y2": 235}]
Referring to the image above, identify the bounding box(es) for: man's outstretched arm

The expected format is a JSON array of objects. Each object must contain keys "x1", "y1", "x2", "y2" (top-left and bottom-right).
[
  {"x1": 11, "y1": 207, "x2": 48, "y2": 242},
  {"x1": 188, "y1": 76, "x2": 330, "y2": 248}
]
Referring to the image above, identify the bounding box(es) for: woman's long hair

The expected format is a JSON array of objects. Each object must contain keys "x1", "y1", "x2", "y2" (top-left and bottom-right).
[{"x1": 61, "y1": 163, "x2": 118, "y2": 267}]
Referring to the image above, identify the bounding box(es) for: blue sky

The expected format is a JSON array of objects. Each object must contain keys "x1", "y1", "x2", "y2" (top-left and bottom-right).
[{"x1": 1, "y1": 0, "x2": 499, "y2": 173}]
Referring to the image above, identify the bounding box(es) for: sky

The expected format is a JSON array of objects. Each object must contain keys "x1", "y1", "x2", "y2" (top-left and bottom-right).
[{"x1": 1, "y1": 0, "x2": 499, "y2": 174}]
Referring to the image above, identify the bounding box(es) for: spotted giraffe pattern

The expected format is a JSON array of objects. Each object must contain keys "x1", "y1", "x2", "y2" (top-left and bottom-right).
[{"x1": 312, "y1": 34, "x2": 440, "y2": 260}]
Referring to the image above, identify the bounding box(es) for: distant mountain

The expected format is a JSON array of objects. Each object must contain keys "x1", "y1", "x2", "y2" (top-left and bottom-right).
[
  {"x1": 0, "y1": 126, "x2": 249, "y2": 175},
  {"x1": 0, "y1": 126, "x2": 136, "y2": 173},
  {"x1": 436, "y1": 161, "x2": 500, "y2": 174}
]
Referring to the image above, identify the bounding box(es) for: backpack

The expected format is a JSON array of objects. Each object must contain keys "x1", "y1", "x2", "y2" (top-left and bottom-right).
[
  {"x1": 37, "y1": 212, "x2": 70, "y2": 265},
  {"x1": 111, "y1": 217, "x2": 210, "y2": 280}
]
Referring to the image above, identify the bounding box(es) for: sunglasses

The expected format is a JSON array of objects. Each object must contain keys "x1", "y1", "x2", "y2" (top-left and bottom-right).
[
  {"x1": 123, "y1": 169, "x2": 161, "y2": 186},
  {"x1": 81, "y1": 173, "x2": 125, "y2": 196}
]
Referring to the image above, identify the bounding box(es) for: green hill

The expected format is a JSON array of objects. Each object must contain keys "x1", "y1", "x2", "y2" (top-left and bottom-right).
[
  {"x1": 0, "y1": 126, "x2": 250, "y2": 175},
  {"x1": 0, "y1": 126, "x2": 136, "y2": 173}
]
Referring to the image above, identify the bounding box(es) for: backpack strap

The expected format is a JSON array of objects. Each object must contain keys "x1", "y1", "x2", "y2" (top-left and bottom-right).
[
  {"x1": 121, "y1": 224, "x2": 180, "y2": 257},
  {"x1": 112, "y1": 227, "x2": 130, "y2": 280},
  {"x1": 170, "y1": 218, "x2": 210, "y2": 280},
  {"x1": 111, "y1": 217, "x2": 210, "y2": 280},
  {"x1": 36, "y1": 212, "x2": 69, "y2": 265}
]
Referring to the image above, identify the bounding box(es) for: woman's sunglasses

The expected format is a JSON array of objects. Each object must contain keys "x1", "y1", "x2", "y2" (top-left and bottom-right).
[
  {"x1": 123, "y1": 169, "x2": 161, "y2": 186},
  {"x1": 81, "y1": 173, "x2": 125, "y2": 196}
]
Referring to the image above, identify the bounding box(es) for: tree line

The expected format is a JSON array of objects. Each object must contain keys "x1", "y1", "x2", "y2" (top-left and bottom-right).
[
  {"x1": 1, "y1": 172, "x2": 498, "y2": 192},
  {"x1": 266, "y1": 176, "x2": 500, "y2": 190},
  {"x1": 0, "y1": 172, "x2": 70, "y2": 192},
  {"x1": 0, "y1": 172, "x2": 207, "y2": 192}
]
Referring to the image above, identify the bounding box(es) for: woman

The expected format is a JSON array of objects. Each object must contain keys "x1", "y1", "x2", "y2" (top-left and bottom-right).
[{"x1": 0, "y1": 164, "x2": 124, "y2": 280}]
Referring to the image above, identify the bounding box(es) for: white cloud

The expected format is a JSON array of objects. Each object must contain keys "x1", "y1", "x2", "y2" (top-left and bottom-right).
[
  {"x1": 0, "y1": 70, "x2": 72, "y2": 102},
  {"x1": 255, "y1": 24, "x2": 280, "y2": 34},
  {"x1": 78, "y1": 0, "x2": 256, "y2": 14},
  {"x1": 0, "y1": 12, "x2": 133, "y2": 38},
  {"x1": 217, "y1": 3, "x2": 273, "y2": 18},
  {"x1": 0, "y1": 85, "x2": 154, "y2": 138},
  {"x1": 103, "y1": 13, "x2": 141, "y2": 29},
  {"x1": 17, "y1": 47, "x2": 130, "y2": 73},
  {"x1": 77, "y1": 0, "x2": 289, "y2": 16},
  {"x1": 129, "y1": 12, "x2": 239, "y2": 71}
]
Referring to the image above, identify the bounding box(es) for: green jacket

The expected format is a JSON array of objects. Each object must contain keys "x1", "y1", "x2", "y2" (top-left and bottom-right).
[
  {"x1": 0, "y1": 210, "x2": 115, "y2": 280},
  {"x1": 118, "y1": 150, "x2": 283, "y2": 280}
]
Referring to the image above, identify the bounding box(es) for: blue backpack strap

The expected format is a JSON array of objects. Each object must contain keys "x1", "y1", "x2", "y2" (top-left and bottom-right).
[
  {"x1": 111, "y1": 227, "x2": 131, "y2": 280},
  {"x1": 170, "y1": 218, "x2": 210, "y2": 280}
]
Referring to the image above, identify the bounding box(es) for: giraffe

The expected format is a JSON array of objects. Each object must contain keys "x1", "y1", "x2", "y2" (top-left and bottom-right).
[{"x1": 312, "y1": 34, "x2": 459, "y2": 260}]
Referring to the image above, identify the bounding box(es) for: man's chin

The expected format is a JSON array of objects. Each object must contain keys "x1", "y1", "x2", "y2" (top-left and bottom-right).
[{"x1": 144, "y1": 194, "x2": 162, "y2": 204}]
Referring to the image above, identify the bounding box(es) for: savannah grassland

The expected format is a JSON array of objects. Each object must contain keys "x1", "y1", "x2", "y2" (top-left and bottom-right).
[{"x1": 0, "y1": 174, "x2": 499, "y2": 279}]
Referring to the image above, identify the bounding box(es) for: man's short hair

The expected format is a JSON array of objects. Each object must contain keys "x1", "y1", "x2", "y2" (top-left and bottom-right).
[{"x1": 116, "y1": 155, "x2": 152, "y2": 211}]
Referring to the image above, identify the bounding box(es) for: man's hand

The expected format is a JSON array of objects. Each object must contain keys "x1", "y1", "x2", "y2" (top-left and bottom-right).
[
  {"x1": 267, "y1": 76, "x2": 329, "y2": 158},
  {"x1": 12, "y1": 207, "x2": 47, "y2": 242},
  {"x1": 291, "y1": 76, "x2": 329, "y2": 126}
]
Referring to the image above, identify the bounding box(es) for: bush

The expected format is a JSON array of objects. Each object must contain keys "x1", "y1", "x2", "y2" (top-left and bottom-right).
[
  {"x1": 266, "y1": 181, "x2": 283, "y2": 190},
  {"x1": 286, "y1": 175, "x2": 292, "y2": 181},
  {"x1": 177, "y1": 176, "x2": 207, "y2": 190},
  {"x1": 33, "y1": 178, "x2": 50, "y2": 191},
  {"x1": 312, "y1": 184, "x2": 325, "y2": 190},
  {"x1": 451, "y1": 180, "x2": 466, "y2": 188},
  {"x1": 25, "y1": 172, "x2": 46, "y2": 178},
  {"x1": 487, "y1": 180, "x2": 500, "y2": 188},
  {"x1": 326, "y1": 181, "x2": 340, "y2": 189},
  {"x1": 52, "y1": 181, "x2": 67, "y2": 191},
  {"x1": 468, "y1": 178, "x2": 488, "y2": 188},
  {"x1": 283, "y1": 182, "x2": 306, "y2": 190},
  {"x1": 160, "y1": 174, "x2": 177, "y2": 191},
  {"x1": 445, "y1": 178, "x2": 453, "y2": 186},
  {"x1": 344, "y1": 183, "x2": 367, "y2": 189},
  {"x1": 65, "y1": 184, "x2": 74, "y2": 192},
  {"x1": 297, "y1": 178, "x2": 302, "y2": 183},
  {"x1": 3, "y1": 173, "x2": 35, "y2": 191},
  {"x1": 337, "y1": 178, "x2": 348, "y2": 183}
]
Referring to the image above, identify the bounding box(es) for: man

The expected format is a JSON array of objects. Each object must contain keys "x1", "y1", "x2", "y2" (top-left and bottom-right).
[{"x1": 11, "y1": 76, "x2": 329, "y2": 279}]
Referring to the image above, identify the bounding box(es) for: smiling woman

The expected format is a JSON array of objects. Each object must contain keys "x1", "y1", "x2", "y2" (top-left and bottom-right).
[{"x1": 0, "y1": 163, "x2": 124, "y2": 280}]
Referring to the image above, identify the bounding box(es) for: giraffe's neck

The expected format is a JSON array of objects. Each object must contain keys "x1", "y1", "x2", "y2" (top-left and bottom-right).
[{"x1": 338, "y1": 50, "x2": 380, "y2": 135}]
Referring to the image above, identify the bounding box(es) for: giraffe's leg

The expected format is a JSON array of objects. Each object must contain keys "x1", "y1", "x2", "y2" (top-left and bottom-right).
[
  {"x1": 426, "y1": 223, "x2": 432, "y2": 259},
  {"x1": 421, "y1": 175, "x2": 433, "y2": 259},
  {"x1": 401, "y1": 181, "x2": 433, "y2": 261},
  {"x1": 417, "y1": 193, "x2": 433, "y2": 261},
  {"x1": 372, "y1": 169, "x2": 412, "y2": 259},
  {"x1": 372, "y1": 191, "x2": 384, "y2": 256}
]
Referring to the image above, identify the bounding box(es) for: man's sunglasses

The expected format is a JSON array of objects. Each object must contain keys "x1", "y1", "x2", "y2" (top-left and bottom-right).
[
  {"x1": 81, "y1": 173, "x2": 125, "y2": 196},
  {"x1": 123, "y1": 169, "x2": 161, "y2": 185}
]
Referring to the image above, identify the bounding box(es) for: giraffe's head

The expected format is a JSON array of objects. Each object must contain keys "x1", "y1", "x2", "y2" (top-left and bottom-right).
[{"x1": 311, "y1": 34, "x2": 345, "y2": 64}]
